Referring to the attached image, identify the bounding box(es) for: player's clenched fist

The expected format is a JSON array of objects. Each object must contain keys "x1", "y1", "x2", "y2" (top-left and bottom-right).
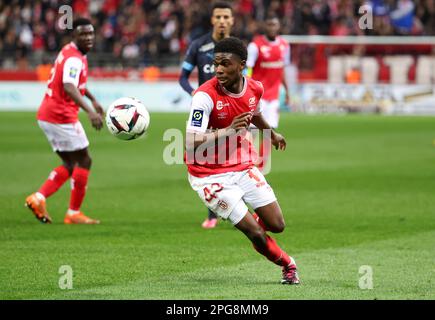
[
  {"x1": 228, "y1": 112, "x2": 252, "y2": 131},
  {"x1": 271, "y1": 131, "x2": 286, "y2": 151},
  {"x1": 88, "y1": 111, "x2": 103, "y2": 130}
]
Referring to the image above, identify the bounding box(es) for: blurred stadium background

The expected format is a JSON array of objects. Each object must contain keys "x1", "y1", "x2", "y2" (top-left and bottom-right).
[
  {"x1": 1, "y1": 0, "x2": 435, "y2": 114},
  {"x1": 1, "y1": 0, "x2": 435, "y2": 300}
]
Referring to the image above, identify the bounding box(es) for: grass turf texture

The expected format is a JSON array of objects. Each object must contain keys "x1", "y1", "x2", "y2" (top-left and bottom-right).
[{"x1": 0, "y1": 112, "x2": 434, "y2": 300}]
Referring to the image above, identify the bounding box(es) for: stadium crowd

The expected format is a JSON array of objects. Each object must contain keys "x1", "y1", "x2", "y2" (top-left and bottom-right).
[{"x1": 1, "y1": 0, "x2": 435, "y2": 69}]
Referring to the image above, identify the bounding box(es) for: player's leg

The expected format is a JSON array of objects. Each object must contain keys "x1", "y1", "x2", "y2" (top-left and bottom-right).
[
  {"x1": 252, "y1": 201, "x2": 285, "y2": 233},
  {"x1": 202, "y1": 208, "x2": 219, "y2": 229},
  {"x1": 240, "y1": 167, "x2": 300, "y2": 284},
  {"x1": 64, "y1": 147, "x2": 99, "y2": 224},
  {"x1": 25, "y1": 122, "x2": 73, "y2": 223},
  {"x1": 38, "y1": 151, "x2": 74, "y2": 198},
  {"x1": 233, "y1": 205, "x2": 299, "y2": 285},
  {"x1": 241, "y1": 167, "x2": 284, "y2": 233}
]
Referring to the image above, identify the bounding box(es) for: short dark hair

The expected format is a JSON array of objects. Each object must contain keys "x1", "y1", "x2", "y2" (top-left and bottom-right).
[
  {"x1": 211, "y1": 1, "x2": 233, "y2": 14},
  {"x1": 214, "y1": 37, "x2": 247, "y2": 61},
  {"x1": 73, "y1": 17, "x2": 93, "y2": 30},
  {"x1": 265, "y1": 13, "x2": 279, "y2": 21}
]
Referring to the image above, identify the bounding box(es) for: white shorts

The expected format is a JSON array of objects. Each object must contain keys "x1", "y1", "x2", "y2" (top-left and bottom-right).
[
  {"x1": 261, "y1": 99, "x2": 280, "y2": 129},
  {"x1": 38, "y1": 120, "x2": 89, "y2": 152},
  {"x1": 188, "y1": 167, "x2": 277, "y2": 225}
]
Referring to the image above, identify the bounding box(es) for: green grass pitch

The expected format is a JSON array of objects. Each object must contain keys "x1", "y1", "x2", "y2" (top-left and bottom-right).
[{"x1": 0, "y1": 112, "x2": 434, "y2": 299}]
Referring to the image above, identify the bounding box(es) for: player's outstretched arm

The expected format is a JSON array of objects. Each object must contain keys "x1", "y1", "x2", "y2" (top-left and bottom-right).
[
  {"x1": 85, "y1": 89, "x2": 104, "y2": 116},
  {"x1": 64, "y1": 83, "x2": 103, "y2": 130},
  {"x1": 251, "y1": 114, "x2": 286, "y2": 151}
]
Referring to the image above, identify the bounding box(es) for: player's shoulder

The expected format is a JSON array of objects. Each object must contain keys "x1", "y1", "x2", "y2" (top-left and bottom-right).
[
  {"x1": 61, "y1": 42, "x2": 83, "y2": 59},
  {"x1": 195, "y1": 77, "x2": 219, "y2": 98},
  {"x1": 277, "y1": 35, "x2": 289, "y2": 47},
  {"x1": 246, "y1": 77, "x2": 264, "y2": 97},
  {"x1": 252, "y1": 35, "x2": 263, "y2": 43},
  {"x1": 189, "y1": 33, "x2": 214, "y2": 51}
]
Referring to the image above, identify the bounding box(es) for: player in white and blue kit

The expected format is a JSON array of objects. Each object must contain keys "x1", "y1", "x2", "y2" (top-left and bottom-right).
[{"x1": 179, "y1": 1, "x2": 234, "y2": 229}]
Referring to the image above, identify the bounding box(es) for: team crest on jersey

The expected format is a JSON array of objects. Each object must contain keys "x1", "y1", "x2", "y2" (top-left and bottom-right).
[
  {"x1": 69, "y1": 67, "x2": 78, "y2": 78},
  {"x1": 191, "y1": 109, "x2": 204, "y2": 127},
  {"x1": 249, "y1": 97, "x2": 256, "y2": 106}
]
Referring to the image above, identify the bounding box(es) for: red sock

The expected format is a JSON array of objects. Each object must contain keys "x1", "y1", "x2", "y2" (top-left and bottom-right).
[
  {"x1": 253, "y1": 235, "x2": 291, "y2": 267},
  {"x1": 69, "y1": 167, "x2": 89, "y2": 211},
  {"x1": 252, "y1": 212, "x2": 269, "y2": 232},
  {"x1": 38, "y1": 165, "x2": 70, "y2": 198}
]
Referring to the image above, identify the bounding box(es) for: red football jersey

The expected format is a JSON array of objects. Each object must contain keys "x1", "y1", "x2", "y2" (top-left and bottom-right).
[
  {"x1": 186, "y1": 77, "x2": 264, "y2": 178},
  {"x1": 247, "y1": 35, "x2": 290, "y2": 101},
  {"x1": 37, "y1": 42, "x2": 88, "y2": 124}
]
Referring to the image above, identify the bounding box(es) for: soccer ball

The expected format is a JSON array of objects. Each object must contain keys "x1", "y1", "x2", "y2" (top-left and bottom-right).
[{"x1": 106, "y1": 97, "x2": 150, "y2": 140}]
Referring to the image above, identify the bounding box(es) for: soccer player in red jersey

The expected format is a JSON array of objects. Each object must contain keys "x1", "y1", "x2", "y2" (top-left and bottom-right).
[
  {"x1": 25, "y1": 18, "x2": 103, "y2": 224},
  {"x1": 185, "y1": 37, "x2": 299, "y2": 284},
  {"x1": 246, "y1": 15, "x2": 291, "y2": 173},
  {"x1": 179, "y1": 1, "x2": 235, "y2": 229}
]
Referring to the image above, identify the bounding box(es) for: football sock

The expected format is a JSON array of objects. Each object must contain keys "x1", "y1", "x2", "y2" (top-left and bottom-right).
[
  {"x1": 253, "y1": 235, "x2": 292, "y2": 267},
  {"x1": 35, "y1": 192, "x2": 45, "y2": 201},
  {"x1": 66, "y1": 209, "x2": 80, "y2": 216},
  {"x1": 69, "y1": 167, "x2": 89, "y2": 212},
  {"x1": 252, "y1": 212, "x2": 269, "y2": 231},
  {"x1": 38, "y1": 165, "x2": 70, "y2": 198}
]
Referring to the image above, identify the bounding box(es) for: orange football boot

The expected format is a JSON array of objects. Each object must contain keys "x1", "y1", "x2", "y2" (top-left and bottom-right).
[
  {"x1": 25, "y1": 193, "x2": 52, "y2": 224},
  {"x1": 64, "y1": 212, "x2": 100, "y2": 224}
]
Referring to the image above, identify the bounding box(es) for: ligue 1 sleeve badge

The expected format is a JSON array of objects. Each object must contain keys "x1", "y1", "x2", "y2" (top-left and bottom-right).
[{"x1": 191, "y1": 109, "x2": 204, "y2": 127}]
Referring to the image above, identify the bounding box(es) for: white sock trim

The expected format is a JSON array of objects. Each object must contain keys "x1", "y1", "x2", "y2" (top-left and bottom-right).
[
  {"x1": 35, "y1": 192, "x2": 46, "y2": 201},
  {"x1": 288, "y1": 256, "x2": 297, "y2": 267},
  {"x1": 67, "y1": 209, "x2": 80, "y2": 216}
]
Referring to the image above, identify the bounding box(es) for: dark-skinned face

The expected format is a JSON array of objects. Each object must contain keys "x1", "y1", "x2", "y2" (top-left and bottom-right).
[
  {"x1": 74, "y1": 24, "x2": 95, "y2": 53},
  {"x1": 265, "y1": 18, "x2": 280, "y2": 40},
  {"x1": 213, "y1": 52, "x2": 245, "y2": 89}
]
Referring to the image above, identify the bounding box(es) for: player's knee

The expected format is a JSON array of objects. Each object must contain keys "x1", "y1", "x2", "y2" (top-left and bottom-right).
[
  {"x1": 78, "y1": 155, "x2": 92, "y2": 169},
  {"x1": 270, "y1": 217, "x2": 286, "y2": 233},
  {"x1": 249, "y1": 227, "x2": 267, "y2": 246},
  {"x1": 62, "y1": 163, "x2": 74, "y2": 175}
]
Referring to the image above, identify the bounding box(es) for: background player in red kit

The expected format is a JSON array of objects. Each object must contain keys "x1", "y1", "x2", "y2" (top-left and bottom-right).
[
  {"x1": 185, "y1": 37, "x2": 300, "y2": 284},
  {"x1": 246, "y1": 15, "x2": 291, "y2": 173},
  {"x1": 25, "y1": 18, "x2": 103, "y2": 224}
]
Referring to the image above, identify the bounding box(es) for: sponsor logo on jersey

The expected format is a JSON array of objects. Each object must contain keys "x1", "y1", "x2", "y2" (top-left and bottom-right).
[
  {"x1": 191, "y1": 109, "x2": 204, "y2": 127},
  {"x1": 199, "y1": 42, "x2": 215, "y2": 52},
  {"x1": 216, "y1": 101, "x2": 230, "y2": 110},
  {"x1": 202, "y1": 64, "x2": 215, "y2": 73},
  {"x1": 260, "y1": 61, "x2": 285, "y2": 68},
  {"x1": 260, "y1": 45, "x2": 271, "y2": 58}
]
